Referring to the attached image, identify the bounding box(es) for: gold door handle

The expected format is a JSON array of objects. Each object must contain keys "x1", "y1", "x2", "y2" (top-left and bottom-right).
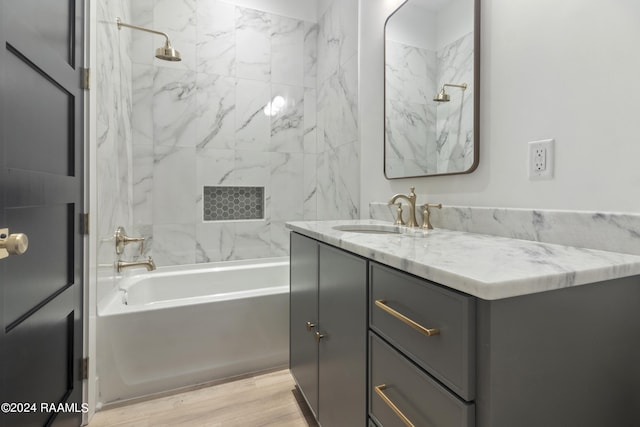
[
  {"x1": 374, "y1": 384, "x2": 415, "y2": 427},
  {"x1": 0, "y1": 228, "x2": 29, "y2": 260},
  {"x1": 374, "y1": 300, "x2": 440, "y2": 336},
  {"x1": 315, "y1": 331, "x2": 324, "y2": 343},
  {"x1": 305, "y1": 321, "x2": 316, "y2": 331}
]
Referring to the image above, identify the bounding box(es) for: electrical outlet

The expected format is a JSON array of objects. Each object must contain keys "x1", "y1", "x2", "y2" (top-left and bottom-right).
[{"x1": 528, "y1": 139, "x2": 554, "y2": 180}]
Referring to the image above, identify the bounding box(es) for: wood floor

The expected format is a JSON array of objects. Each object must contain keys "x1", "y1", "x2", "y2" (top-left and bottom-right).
[{"x1": 89, "y1": 370, "x2": 318, "y2": 427}]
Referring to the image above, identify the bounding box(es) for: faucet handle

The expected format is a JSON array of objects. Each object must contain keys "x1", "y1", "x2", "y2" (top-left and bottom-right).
[
  {"x1": 421, "y1": 204, "x2": 442, "y2": 230},
  {"x1": 115, "y1": 226, "x2": 146, "y2": 255},
  {"x1": 394, "y1": 203, "x2": 405, "y2": 226}
]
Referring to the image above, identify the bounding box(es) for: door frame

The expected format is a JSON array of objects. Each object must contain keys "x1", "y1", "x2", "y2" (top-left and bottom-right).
[{"x1": 83, "y1": 0, "x2": 97, "y2": 423}]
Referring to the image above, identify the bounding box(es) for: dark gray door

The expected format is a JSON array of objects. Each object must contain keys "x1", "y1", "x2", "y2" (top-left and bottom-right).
[{"x1": 0, "y1": 1, "x2": 84, "y2": 426}]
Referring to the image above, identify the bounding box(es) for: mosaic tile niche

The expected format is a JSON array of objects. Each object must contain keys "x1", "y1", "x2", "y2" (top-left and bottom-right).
[{"x1": 203, "y1": 186, "x2": 265, "y2": 221}]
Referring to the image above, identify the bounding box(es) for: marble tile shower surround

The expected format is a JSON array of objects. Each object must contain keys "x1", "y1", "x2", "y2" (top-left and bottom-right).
[
  {"x1": 94, "y1": 0, "x2": 360, "y2": 268},
  {"x1": 96, "y1": 0, "x2": 134, "y2": 282},
  {"x1": 385, "y1": 32, "x2": 474, "y2": 176},
  {"x1": 369, "y1": 203, "x2": 640, "y2": 256}
]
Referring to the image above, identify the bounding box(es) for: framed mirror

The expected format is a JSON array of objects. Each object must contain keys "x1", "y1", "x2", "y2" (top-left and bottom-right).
[{"x1": 384, "y1": 0, "x2": 480, "y2": 179}]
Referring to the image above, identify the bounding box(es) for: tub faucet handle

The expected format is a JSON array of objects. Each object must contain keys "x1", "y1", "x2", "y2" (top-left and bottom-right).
[{"x1": 115, "y1": 226, "x2": 145, "y2": 255}]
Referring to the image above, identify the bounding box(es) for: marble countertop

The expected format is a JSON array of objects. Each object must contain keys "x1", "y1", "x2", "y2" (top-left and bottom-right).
[{"x1": 286, "y1": 219, "x2": 640, "y2": 300}]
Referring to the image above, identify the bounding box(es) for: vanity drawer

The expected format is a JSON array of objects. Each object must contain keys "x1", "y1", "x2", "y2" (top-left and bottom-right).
[
  {"x1": 370, "y1": 333, "x2": 475, "y2": 427},
  {"x1": 370, "y1": 262, "x2": 475, "y2": 400}
]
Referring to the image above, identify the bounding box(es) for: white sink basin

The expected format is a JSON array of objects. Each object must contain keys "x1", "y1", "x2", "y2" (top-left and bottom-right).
[{"x1": 332, "y1": 224, "x2": 402, "y2": 234}]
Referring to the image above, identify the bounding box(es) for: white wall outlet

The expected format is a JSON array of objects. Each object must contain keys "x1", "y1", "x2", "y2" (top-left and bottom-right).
[{"x1": 528, "y1": 139, "x2": 554, "y2": 180}]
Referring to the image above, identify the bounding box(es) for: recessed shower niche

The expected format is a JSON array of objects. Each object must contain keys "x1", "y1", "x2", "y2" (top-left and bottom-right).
[{"x1": 203, "y1": 186, "x2": 265, "y2": 221}]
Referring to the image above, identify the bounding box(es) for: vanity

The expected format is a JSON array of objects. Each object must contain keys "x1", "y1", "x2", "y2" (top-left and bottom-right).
[{"x1": 287, "y1": 219, "x2": 640, "y2": 427}]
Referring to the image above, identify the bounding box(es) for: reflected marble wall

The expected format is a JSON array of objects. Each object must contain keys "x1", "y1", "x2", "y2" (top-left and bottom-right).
[
  {"x1": 385, "y1": 31, "x2": 473, "y2": 176},
  {"x1": 385, "y1": 40, "x2": 437, "y2": 177},
  {"x1": 435, "y1": 32, "x2": 474, "y2": 173}
]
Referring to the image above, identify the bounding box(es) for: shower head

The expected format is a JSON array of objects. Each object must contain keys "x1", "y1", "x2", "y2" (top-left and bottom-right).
[
  {"x1": 433, "y1": 88, "x2": 450, "y2": 102},
  {"x1": 155, "y1": 42, "x2": 181, "y2": 62},
  {"x1": 117, "y1": 18, "x2": 182, "y2": 62},
  {"x1": 433, "y1": 83, "x2": 468, "y2": 102}
]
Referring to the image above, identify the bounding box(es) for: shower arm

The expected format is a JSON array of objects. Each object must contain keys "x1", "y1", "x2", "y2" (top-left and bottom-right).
[
  {"x1": 443, "y1": 83, "x2": 468, "y2": 91},
  {"x1": 116, "y1": 18, "x2": 172, "y2": 48}
]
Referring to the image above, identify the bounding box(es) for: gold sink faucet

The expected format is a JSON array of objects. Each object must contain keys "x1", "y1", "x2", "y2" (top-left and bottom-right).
[{"x1": 389, "y1": 187, "x2": 419, "y2": 227}]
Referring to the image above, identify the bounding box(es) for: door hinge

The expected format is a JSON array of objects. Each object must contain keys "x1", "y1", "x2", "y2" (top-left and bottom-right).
[
  {"x1": 81, "y1": 357, "x2": 89, "y2": 380},
  {"x1": 80, "y1": 213, "x2": 89, "y2": 235},
  {"x1": 81, "y1": 68, "x2": 90, "y2": 90}
]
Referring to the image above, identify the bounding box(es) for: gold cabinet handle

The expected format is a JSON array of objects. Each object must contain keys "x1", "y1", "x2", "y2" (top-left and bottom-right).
[
  {"x1": 374, "y1": 300, "x2": 440, "y2": 337},
  {"x1": 305, "y1": 321, "x2": 316, "y2": 331},
  {"x1": 315, "y1": 331, "x2": 324, "y2": 343},
  {"x1": 374, "y1": 384, "x2": 415, "y2": 427}
]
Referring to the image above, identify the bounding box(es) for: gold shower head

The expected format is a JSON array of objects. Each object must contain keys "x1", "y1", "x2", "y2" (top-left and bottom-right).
[
  {"x1": 117, "y1": 17, "x2": 182, "y2": 62},
  {"x1": 433, "y1": 83, "x2": 468, "y2": 102}
]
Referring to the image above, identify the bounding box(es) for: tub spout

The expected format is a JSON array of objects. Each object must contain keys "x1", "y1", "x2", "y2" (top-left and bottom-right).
[{"x1": 117, "y1": 256, "x2": 156, "y2": 273}]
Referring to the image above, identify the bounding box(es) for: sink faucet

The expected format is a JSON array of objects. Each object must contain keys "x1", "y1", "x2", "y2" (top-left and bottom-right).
[
  {"x1": 117, "y1": 256, "x2": 156, "y2": 273},
  {"x1": 389, "y1": 187, "x2": 419, "y2": 227}
]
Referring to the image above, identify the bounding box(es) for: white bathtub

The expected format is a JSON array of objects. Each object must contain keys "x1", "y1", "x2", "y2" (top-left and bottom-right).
[{"x1": 97, "y1": 257, "x2": 290, "y2": 405}]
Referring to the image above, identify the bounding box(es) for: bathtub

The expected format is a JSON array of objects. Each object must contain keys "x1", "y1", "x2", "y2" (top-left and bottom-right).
[{"x1": 97, "y1": 257, "x2": 289, "y2": 405}]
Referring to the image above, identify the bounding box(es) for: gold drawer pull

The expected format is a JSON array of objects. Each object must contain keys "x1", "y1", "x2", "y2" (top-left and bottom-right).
[
  {"x1": 374, "y1": 384, "x2": 415, "y2": 427},
  {"x1": 374, "y1": 300, "x2": 440, "y2": 337}
]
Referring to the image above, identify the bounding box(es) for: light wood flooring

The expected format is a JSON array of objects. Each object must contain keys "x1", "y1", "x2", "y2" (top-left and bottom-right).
[{"x1": 89, "y1": 369, "x2": 318, "y2": 427}]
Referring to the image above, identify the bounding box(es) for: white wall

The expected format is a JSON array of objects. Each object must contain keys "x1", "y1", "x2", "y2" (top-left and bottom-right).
[
  {"x1": 361, "y1": 0, "x2": 640, "y2": 213},
  {"x1": 437, "y1": 0, "x2": 474, "y2": 50},
  {"x1": 386, "y1": 3, "x2": 437, "y2": 50}
]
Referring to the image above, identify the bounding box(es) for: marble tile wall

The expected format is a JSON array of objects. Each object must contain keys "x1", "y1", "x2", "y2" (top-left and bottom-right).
[
  {"x1": 96, "y1": 0, "x2": 360, "y2": 268},
  {"x1": 385, "y1": 32, "x2": 473, "y2": 176},
  {"x1": 97, "y1": 0, "x2": 359, "y2": 270},
  {"x1": 96, "y1": 0, "x2": 133, "y2": 292},
  {"x1": 316, "y1": 0, "x2": 360, "y2": 220},
  {"x1": 125, "y1": 0, "x2": 318, "y2": 266}
]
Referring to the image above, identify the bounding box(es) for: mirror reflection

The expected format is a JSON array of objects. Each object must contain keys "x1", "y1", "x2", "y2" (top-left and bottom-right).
[{"x1": 384, "y1": 0, "x2": 478, "y2": 178}]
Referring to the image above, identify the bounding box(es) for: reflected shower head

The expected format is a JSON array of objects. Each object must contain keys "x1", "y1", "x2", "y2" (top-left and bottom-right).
[
  {"x1": 433, "y1": 88, "x2": 450, "y2": 102},
  {"x1": 433, "y1": 83, "x2": 468, "y2": 102},
  {"x1": 117, "y1": 18, "x2": 182, "y2": 62}
]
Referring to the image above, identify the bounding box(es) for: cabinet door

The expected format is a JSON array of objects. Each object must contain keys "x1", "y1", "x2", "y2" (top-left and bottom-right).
[
  {"x1": 318, "y1": 244, "x2": 367, "y2": 427},
  {"x1": 290, "y1": 233, "x2": 319, "y2": 417}
]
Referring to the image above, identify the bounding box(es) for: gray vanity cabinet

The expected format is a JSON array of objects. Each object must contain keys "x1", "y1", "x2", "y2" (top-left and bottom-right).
[
  {"x1": 291, "y1": 229, "x2": 640, "y2": 427},
  {"x1": 289, "y1": 232, "x2": 368, "y2": 426},
  {"x1": 289, "y1": 232, "x2": 319, "y2": 417}
]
